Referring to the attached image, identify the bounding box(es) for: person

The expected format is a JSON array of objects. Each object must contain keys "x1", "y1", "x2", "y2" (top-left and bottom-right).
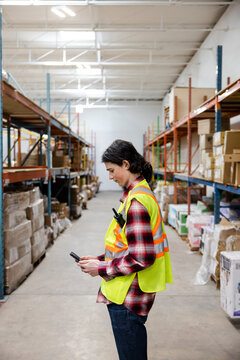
[{"x1": 77, "y1": 139, "x2": 173, "y2": 360}]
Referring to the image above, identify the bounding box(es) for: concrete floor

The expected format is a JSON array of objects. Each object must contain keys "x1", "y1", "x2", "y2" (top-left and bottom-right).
[{"x1": 0, "y1": 191, "x2": 240, "y2": 360}]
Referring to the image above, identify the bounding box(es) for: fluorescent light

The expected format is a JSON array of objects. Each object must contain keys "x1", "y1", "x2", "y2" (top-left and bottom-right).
[
  {"x1": 51, "y1": 7, "x2": 66, "y2": 18},
  {"x1": 61, "y1": 6, "x2": 76, "y2": 17},
  {"x1": 75, "y1": 105, "x2": 84, "y2": 114}
]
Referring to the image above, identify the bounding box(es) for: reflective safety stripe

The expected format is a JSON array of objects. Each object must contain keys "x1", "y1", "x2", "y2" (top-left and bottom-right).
[{"x1": 105, "y1": 248, "x2": 129, "y2": 260}]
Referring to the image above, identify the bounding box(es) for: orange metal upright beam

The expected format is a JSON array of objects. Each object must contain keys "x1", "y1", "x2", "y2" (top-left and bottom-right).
[{"x1": 187, "y1": 78, "x2": 192, "y2": 215}]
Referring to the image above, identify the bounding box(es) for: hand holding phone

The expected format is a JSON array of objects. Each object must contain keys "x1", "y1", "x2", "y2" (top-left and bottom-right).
[{"x1": 70, "y1": 251, "x2": 81, "y2": 262}]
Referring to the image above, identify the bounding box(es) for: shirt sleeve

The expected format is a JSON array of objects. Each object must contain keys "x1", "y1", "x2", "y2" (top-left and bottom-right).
[{"x1": 98, "y1": 199, "x2": 155, "y2": 279}]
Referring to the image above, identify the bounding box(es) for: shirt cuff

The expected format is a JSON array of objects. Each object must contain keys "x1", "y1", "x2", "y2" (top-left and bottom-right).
[
  {"x1": 97, "y1": 254, "x2": 105, "y2": 261},
  {"x1": 98, "y1": 261, "x2": 115, "y2": 281}
]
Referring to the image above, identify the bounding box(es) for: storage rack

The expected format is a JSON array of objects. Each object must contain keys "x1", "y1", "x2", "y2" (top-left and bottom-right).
[
  {"x1": 0, "y1": 80, "x2": 94, "y2": 300},
  {"x1": 144, "y1": 49, "x2": 240, "y2": 230}
]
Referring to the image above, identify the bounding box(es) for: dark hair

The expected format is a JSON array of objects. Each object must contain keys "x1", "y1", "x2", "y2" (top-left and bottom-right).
[{"x1": 102, "y1": 139, "x2": 153, "y2": 183}]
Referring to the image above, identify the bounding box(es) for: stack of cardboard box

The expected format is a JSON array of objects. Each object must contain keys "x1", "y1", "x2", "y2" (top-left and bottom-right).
[
  {"x1": 26, "y1": 192, "x2": 47, "y2": 264},
  {"x1": 52, "y1": 149, "x2": 71, "y2": 168},
  {"x1": 70, "y1": 185, "x2": 83, "y2": 218},
  {"x1": 3, "y1": 187, "x2": 47, "y2": 294}
]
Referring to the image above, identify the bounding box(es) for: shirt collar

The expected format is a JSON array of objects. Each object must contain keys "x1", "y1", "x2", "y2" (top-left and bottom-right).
[{"x1": 120, "y1": 175, "x2": 144, "y2": 203}]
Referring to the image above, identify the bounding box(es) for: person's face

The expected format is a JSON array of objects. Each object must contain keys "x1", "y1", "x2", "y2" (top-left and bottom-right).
[{"x1": 104, "y1": 161, "x2": 131, "y2": 188}]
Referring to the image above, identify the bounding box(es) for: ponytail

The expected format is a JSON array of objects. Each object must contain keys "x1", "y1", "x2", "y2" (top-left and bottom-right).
[{"x1": 102, "y1": 139, "x2": 153, "y2": 184}]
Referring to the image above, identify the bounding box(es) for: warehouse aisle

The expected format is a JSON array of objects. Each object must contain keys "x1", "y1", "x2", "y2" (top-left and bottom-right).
[{"x1": 0, "y1": 191, "x2": 240, "y2": 360}]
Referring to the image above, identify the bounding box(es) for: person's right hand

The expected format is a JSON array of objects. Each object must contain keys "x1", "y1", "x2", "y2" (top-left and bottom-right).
[{"x1": 80, "y1": 255, "x2": 98, "y2": 260}]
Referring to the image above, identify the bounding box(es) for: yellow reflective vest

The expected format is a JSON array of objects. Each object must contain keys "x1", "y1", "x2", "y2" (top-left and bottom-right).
[{"x1": 101, "y1": 179, "x2": 173, "y2": 304}]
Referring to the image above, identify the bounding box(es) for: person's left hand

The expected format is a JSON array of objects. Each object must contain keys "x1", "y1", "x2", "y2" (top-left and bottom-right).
[{"x1": 78, "y1": 259, "x2": 100, "y2": 277}]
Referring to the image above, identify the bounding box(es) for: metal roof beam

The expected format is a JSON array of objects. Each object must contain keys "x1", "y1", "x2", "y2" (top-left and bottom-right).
[
  {"x1": 0, "y1": 1, "x2": 233, "y2": 6},
  {"x1": 3, "y1": 25, "x2": 216, "y2": 32}
]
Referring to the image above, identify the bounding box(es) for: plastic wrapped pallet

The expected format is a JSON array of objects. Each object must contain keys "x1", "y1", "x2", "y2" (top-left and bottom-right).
[
  {"x1": 71, "y1": 203, "x2": 83, "y2": 218},
  {"x1": 5, "y1": 252, "x2": 33, "y2": 295},
  {"x1": 26, "y1": 199, "x2": 44, "y2": 232},
  {"x1": 4, "y1": 190, "x2": 30, "y2": 212},
  {"x1": 168, "y1": 203, "x2": 198, "y2": 231},
  {"x1": 194, "y1": 227, "x2": 215, "y2": 285},
  {"x1": 4, "y1": 239, "x2": 31, "y2": 267},
  {"x1": 29, "y1": 187, "x2": 41, "y2": 204},
  {"x1": 187, "y1": 214, "x2": 212, "y2": 249},
  {"x1": 210, "y1": 220, "x2": 240, "y2": 281},
  {"x1": 4, "y1": 210, "x2": 27, "y2": 229},
  {"x1": 31, "y1": 227, "x2": 47, "y2": 264},
  {"x1": 4, "y1": 220, "x2": 32, "y2": 247}
]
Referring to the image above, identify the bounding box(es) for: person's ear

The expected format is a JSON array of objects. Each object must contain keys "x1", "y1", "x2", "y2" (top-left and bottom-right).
[{"x1": 122, "y1": 160, "x2": 130, "y2": 170}]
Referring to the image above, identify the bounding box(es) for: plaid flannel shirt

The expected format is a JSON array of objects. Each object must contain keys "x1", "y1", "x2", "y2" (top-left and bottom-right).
[{"x1": 97, "y1": 176, "x2": 156, "y2": 316}]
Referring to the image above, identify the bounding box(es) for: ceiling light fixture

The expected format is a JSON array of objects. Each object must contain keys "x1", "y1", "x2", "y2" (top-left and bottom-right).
[
  {"x1": 51, "y1": 7, "x2": 66, "y2": 18},
  {"x1": 51, "y1": 6, "x2": 76, "y2": 18},
  {"x1": 61, "y1": 6, "x2": 76, "y2": 17}
]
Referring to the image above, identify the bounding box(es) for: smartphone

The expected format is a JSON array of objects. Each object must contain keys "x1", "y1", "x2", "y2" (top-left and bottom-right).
[{"x1": 70, "y1": 251, "x2": 81, "y2": 262}]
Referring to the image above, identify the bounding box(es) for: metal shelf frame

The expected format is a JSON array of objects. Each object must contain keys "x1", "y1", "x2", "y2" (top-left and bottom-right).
[
  {"x1": 0, "y1": 51, "x2": 93, "y2": 299},
  {"x1": 144, "y1": 45, "x2": 240, "y2": 230}
]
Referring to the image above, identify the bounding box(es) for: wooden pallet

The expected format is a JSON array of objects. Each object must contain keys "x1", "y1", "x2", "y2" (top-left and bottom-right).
[
  {"x1": 33, "y1": 252, "x2": 46, "y2": 268},
  {"x1": 5, "y1": 265, "x2": 33, "y2": 295}
]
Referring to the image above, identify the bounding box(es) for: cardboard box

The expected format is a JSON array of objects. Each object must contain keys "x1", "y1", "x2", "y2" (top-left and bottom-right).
[
  {"x1": 4, "y1": 238, "x2": 31, "y2": 267},
  {"x1": 29, "y1": 187, "x2": 41, "y2": 204},
  {"x1": 198, "y1": 118, "x2": 230, "y2": 135},
  {"x1": 169, "y1": 87, "x2": 215, "y2": 124},
  {"x1": 205, "y1": 157, "x2": 215, "y2": 169},
  {"x1": 215, "y1": 155, "x2": 224, "y2": 168},
  {"x1": 3, "y1": 210, "x2": 27, "y2": 230},
  {"x1": 214, "y1": 163, "x2": 231, "y2": 184},
  {"x1": 31, "y1": 227, "x2": 46, "y2": 246},
  {"x1": 220, "y1": 251, "x2": 240, "y2": 318},
  {"x1": 204, "y1": 169, "x2": 214, "y2": 181},
  {"x1": 52, "y1": 154, "x2": 71, "y2": 168},
  {"x1": 213, "y1": 145, "x2": 225, "y2": 157},
  {"x1": 5, "y1": 252, "x2": 33, "y2": 294},
  {"x1": 177, "y1": 220, "x2": 188, "y2": 236},
  {"x1": 31, "y1": 215, "x2": 44, "y2": 233},
  {"x1": 4, "y1": 220, "x2": 32, "y2": 248},
  {"x1": 26, "y1": 199, "x2": 44, "y2": 220},
  {"x1": 200, "y1": 135, "x2": 213, "y2": 150},
  {"x1": 31, "y1": 227, "x2": 47, "y2": 263},
  {"x1": 224, "y1": 130, "x2": 240, "y2": 154},
  {"x1": 213, "y1": 132, "x2": 226, "y2": 146},
  {"x1": 4, "y1": 191, "x2": 30, "y2": 212}
]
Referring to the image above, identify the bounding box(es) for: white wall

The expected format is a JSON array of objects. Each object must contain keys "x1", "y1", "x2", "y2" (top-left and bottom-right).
[
  {"x1": 72, "y1": 106, "x2": 161, "y2": 190},
  {"x1": 160, "y1": 1, "x2": 240, "y2": 128}
]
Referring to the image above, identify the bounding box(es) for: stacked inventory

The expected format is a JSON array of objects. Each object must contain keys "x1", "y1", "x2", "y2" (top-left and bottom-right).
[
  {"x1": 195, "y1": 218, "x2": 240, "y2": 287},
  {"x1": 71, "y1": 185, "x2": 83, "y2": 218},
  {"x1": 3, "y1": 187, "x2": 48, "y2": 294}
]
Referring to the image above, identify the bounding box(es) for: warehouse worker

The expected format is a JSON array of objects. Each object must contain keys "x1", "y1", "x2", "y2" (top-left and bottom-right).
[{"x1": 78, "y1": 139, "x2": 173, "y2": 360}]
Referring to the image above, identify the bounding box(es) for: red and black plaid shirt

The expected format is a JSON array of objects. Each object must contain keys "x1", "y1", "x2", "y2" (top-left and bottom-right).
[{"x1": 97, "y1": 176, "x2": 156, "y2": 316}]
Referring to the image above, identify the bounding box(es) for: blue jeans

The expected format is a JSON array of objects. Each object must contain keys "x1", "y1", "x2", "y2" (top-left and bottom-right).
[{"x1": 107, "y1": 304, "x2": 148, "y2": 360}]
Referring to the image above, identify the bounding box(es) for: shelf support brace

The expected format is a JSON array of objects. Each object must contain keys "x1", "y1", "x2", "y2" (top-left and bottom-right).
[
  {"x1": 187, "y1": 77, "x2": 192, "y2": 215},
  {"x1": 46, "y1": 73, "x2": 51, "y2": 216}
]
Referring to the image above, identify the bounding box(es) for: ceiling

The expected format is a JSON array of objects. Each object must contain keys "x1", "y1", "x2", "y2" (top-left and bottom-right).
[{"x1": 2, "y1": 0, "x2": 233, "y2": 113}]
